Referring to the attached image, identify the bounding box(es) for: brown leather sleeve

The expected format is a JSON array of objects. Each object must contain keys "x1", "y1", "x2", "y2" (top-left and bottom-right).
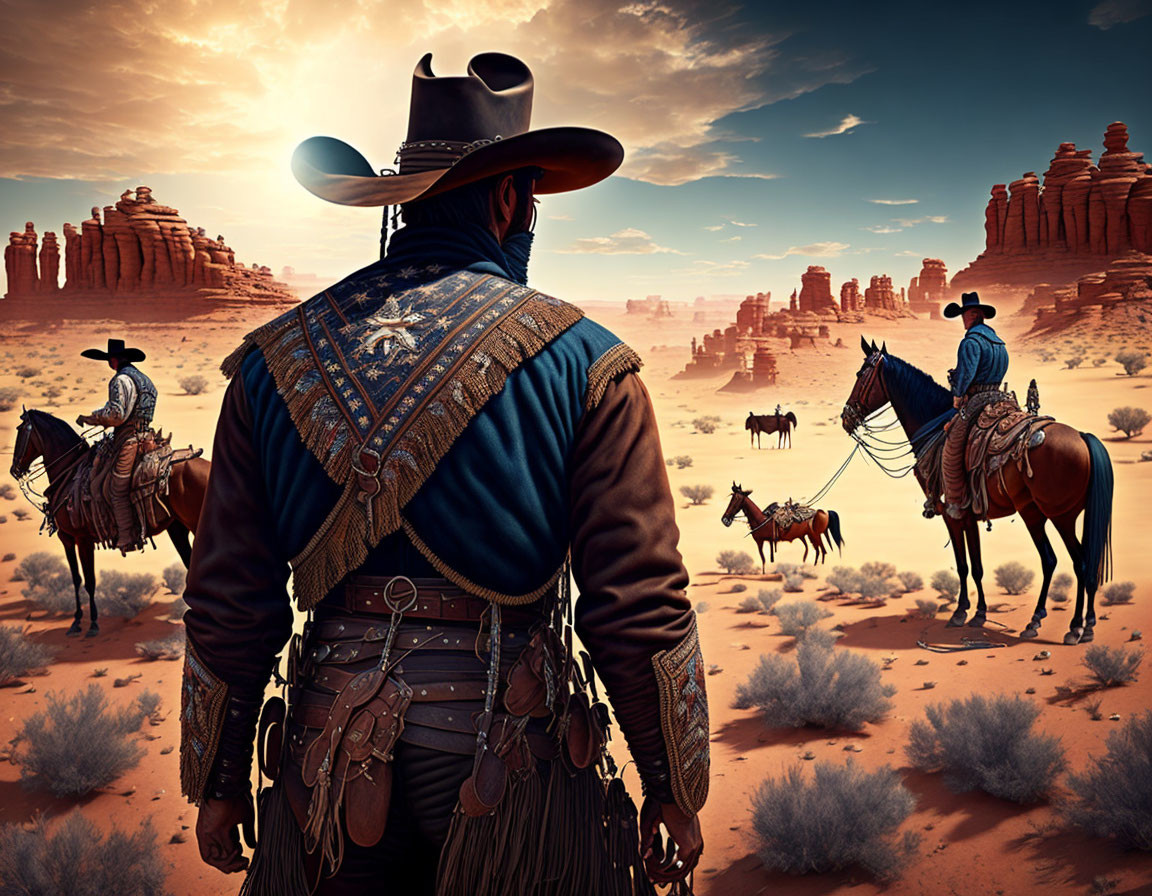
[
  {"x1": 180, "y1": 372, "x2": 293, "y2": 803},
  {"x1": 570, "y1": 372, "x2": 708, "y2": 813}
]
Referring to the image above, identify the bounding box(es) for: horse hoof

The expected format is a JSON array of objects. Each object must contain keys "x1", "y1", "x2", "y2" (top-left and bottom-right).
[
  {"x1": 946, "y1": 611, "x2": 967, "y2": 628},
  {"x1": 66, "y1": 624, "x2": 83, "y2": 637},
  {"x1": 1081, "y1": 627, "x2": 1096, "y2": 643},
  {"x1": 1063, "y1": 628, "x2": 1084, "y2": 646},
  {"x1": 1018, "y1": 626, "x2": 1039, "y2": 640},
  {"x1": 967, "y1": 614, "x2": 987, "y2": 629},
  {"x1": 85, "y1": 626, "x2": 100, "y2": 639}
]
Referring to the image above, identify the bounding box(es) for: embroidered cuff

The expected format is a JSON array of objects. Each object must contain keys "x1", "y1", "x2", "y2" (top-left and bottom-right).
[
  {"x1": 650, "y1": 617, "x2": 710, "y2": 815},
  {"x1": 180, "y1": 638, "x2": 229, "y2": 805}
]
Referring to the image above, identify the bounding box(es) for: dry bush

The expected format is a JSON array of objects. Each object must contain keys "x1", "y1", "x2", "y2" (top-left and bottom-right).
[
  {"x1": 1107, "y1": 407, "x2": 1150, "y2": 438},
  {"x1": 665, "y1": 455, "x2": 693, "y2": 469},
  {"x1": 14, "y1": 552, "x2": 74, "y2": 614},
  {"x1": 16, "y1": 686, "x2": 150, "y2": 797},
  {"x1": 0, "y1": 625, "x2": 53, "y2": 685},
  {"x1": 914, "y1": 599, "x2": 940, "y2": 619},
  {"x1": 751, "y1": 761, "x2": 916, "y2": 880},
  {"x1": 717, "y1": 550, "x2": 755, "y2": 574},
  {"x1": 897, "y1": 571, "x2": 923, "y2": 593},
  {"x1": 694, "y1": 601, "x2": 709, "y2": 614},
  {"x1": 680, "y1": 484, "x2": 714, "y2": 505},
  {"x1": 857, "y1": 573, "x2": 896, "y2": 601},
  {"x1": 994, "y1": 562, "x2": 1034, "y2": 595},
  {"x1": 731, "y1": 583, "x2": 748, "y2": 593},
  {"x1": 906, "y1": 694, "x2": 1066, "y2": 803},
  {"x1": 0, "y1": 386, "x2": 19, "y2": 412},
  {"x1": 178, "y1": 374, "x2": 210, "y2": 395},
  {"x1": 134, "y1": 632, "x2": 185, "y2": 662},
  {"x1": 97, "y1": 571, "x2": 158, "y2": 618},
  {"x1": 1064, "y1": 356, "x2": 1083, "y2": 369},
  {"x1": 774, "y1": 562, "x2": 800, "y2": 577},
  {"x1": 1082, "y1": 645, "x2": 1142, "y2": 687},
  {"x1": 801, "y1": 627, "x2": 841, "y2": 650},
  {"x1": 774, "y1": 600, "x2": 833, "y2": 637},
  {"x1": 737, "y1": 595, "x2": 762, "y2": 613},
  {"x1": 161, "y1": 563, "x2": 185, "y2": 595},
  {"x1": 1101, "y1": 581, "x2": 1135, "y2": 606},
  {"x1": 826, "y1": 566, "x2": 863, "y2": 595},
  {"x1": 930, "y1": 570, "x2": 960, "y2": 601},
  {"x1": 783, "y1": 573, "x2": 805, "y2": 593},
  {"x1": 1115, "y1": 349, "x2": 1148, "y2": 376},
  {"x1": 758, "y1": 589, "x2": 781, "y2": 614},
  {"x1": 734, "y1": 642, "x2": 894, "y2": 730},
  {"x1": 0, "y1": 810, "x2": 166, "y2": 896},
  {"x1": 0, "y1": 484, "x2": 15, "y2": 500},
  {"x1": 860, "y1": 561, "x2": 896, "y2": 580},
  {"x1": 691, "y1": 417, "x2": 717, "y2": 434},
  {"x1": 16, "y1": 365, "x2": 40, "y2": 379},
  {"x1": 1050, "y1": 573, "x2": 1074, "y2": 603},
  {"x1": 1063, "y1": 711, "x2": 1152, "y2": 851}
]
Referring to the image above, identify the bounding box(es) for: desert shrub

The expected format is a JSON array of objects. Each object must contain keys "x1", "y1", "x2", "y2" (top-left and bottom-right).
[
  {"x1": 97, "y1": 570, "x2": 157, "y2": 618},
  {"x1": 774, "y1": 600, "x2": 833, "y2": 637},
  {"x1": 178, "y1": 374, "x2": 209, "y2": 395},
  {"x1": 694, "y1": 601, "x2": 709, "y2": 614},
  {"x1": 897, "y1": 571, "x2": 923, "y2": 593},
  {"x1": 737, "y1": 595, "x2": 762, "y2": 613},
  {"x1": 13, "y1": 507, "x2": 30, "y2": 520},
  {"x1": 1082, "y1": 645, "x2": 1142, "y2": 687},
  {"x1": 16, "y1": 365, "x2": 40, "y2": 379},
  {"x1": 14, "y1": 552, "x2": 74, "y2": 613},
  {"x1": 758, "y1": 589, "x2": 781, "y2": 614},
  {"x1": 135, "y1": 690, "x2": 162, "y2": 722},
  {"x1": 1064, "y1": 356, "x2": 1083, "y2": 369},
  {"x1": 1094, "y1": 357, "x2": 1107, "y2": 367},
  {"x1": 2, "y1": 551, "x2": 14, "y2": 560},
  {"x1": 1101, "y1": 581, "x2": 1135, "y2": 605},
  {"x1": 0, "y1": 484, "x2": 15, "y2": 499},
  {"x1": 915, "y1": 599, "x2": 940, "y2": 619},
  {"x1": 826, "y1": 566, "x2": 863, "y2": 595},
  {"x1": 134, "y1": 632, "x2": 185, "y2": 661},
  {"x1": 0, "y1": 625, "x2": 53, "y2": 685},
  {"x1": 750, "y1": 761, "x2": 917, "y2": 880},
  {"x1": 801, "y1": 626, "x2": 841, "y2": 650},
  {"x1": 783, "y1": 573, "x2": 804, "y2": 593},
  {"x1": 161, "y1": 563, "x2": 186, "y2": 595},
  {"x1": 731, "y1": 583, "x2": 748, "y2": 593},
  {"x1": 906, "y1": 694, "x2": 1066, "y2": 802},
  {"x1": 1115, "y1": 349, "x2": 1148, "y2": 376},
  {"x1": 856, "y1": 573, "x2": 896, "y2": 601},
  {"x1": 994, "y1": 562, "x2": 1034, "y2": 595},
  {"x1": 16, "y1": 686, "x2": 150, "y2": 797},
  {"x1": 680, "y1": 484, "x2": 713, "y2": 505},
  {"x1": 1050, "y1": 573, "x2": 1074, "y2": 603},
  {"x1": 1063, "y1": 711, "x2": 1152, "y2": 851},
  {"x1": 1107, "y1": 407, "x2": 1150, "y2": 438},
  {"x1": 930, "y1": 570, "x2": 960, "y2": 601},
  {"x1": 734, "y1": 642, "x2": 895, "y2": 730},
  {"x1": 860, "y1": 561, "x2": 896, "y2": 580},
  {"x1": 717, "y1": 550, "x2": 756, "y2": 574},
  {"x1": 774, "y1": 562, "x2": 800, "y2": 577},
  {"x1": 666, "y1": 455, "x2": 693, "y2": 469},
  {"x1": 0, "y1": 386, "x2": 19, "y2": 412},
  {"x1": 0, "y1": 811, "x2": 167, "y2": 896},
  {"x1": 691, "y1": 417, "x2": 717, "y2": 434}
]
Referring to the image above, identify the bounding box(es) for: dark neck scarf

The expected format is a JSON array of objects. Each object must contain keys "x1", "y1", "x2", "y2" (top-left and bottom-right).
[{"x1": 379, "y1": 223, "x2": 534, "y2": 285}]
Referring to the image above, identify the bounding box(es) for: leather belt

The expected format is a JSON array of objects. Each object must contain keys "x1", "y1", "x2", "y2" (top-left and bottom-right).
[
  {"x1": 338, "y1": 576, "x2": 491, "y2": 620},
  {"x1": 966, "y1": 383, "x2": 1002, "y2": 397}
]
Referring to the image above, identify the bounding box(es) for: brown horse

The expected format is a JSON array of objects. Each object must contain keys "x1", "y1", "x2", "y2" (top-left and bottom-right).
[
  {"x1": 721, "y1": 483, "x2": 844, "y2": 570},
  {"x1": 11, "y1": 408, "x2": 209, "y2": 636},
  {"x1": 842, "y1": 338, "x2": 1113, "y2": 645},
  {"x1": 745, "y1": 411, "x2": 798, "y2": 449}
]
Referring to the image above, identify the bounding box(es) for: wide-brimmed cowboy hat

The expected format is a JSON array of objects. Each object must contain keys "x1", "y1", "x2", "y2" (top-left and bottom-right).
[
  {"x1": 80, "y1": 338, "x2": 146, "y2": 363},
  {"x1": 943, "y1": 291, "x2": 996, "y2": 320},
  {"x1": 291, "y1": 52, "x2": 624, "y2": 207}
]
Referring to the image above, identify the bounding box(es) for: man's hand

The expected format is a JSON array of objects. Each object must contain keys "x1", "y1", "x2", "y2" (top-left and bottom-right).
[
  {"x1": 639, "y1": 796, "x2": 703, "y2": 885},
  {"x1": 196, "y1": 794, "x2": 255, "y2": 874}
]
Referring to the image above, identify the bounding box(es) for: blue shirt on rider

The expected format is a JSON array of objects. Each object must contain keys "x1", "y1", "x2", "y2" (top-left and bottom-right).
[{"x1": 951, "y1": 322, "x2": 1008, "y2": 397}]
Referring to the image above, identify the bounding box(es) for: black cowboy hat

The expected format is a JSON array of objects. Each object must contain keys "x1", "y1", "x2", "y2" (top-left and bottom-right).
[
  {"x1": 291, "y1": 52, "x2": 624, "y2": 207},
  {"x1": 943, "y1": 291, "x2": 996, "y2": 320},
  {"x1": 80, "y1": 338, "x2": 146, "y2": 363}
]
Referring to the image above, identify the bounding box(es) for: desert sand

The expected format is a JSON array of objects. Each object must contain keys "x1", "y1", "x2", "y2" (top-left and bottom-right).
[{"x1": 0, "y1": 291, "x2": 1150, "y2": 895}]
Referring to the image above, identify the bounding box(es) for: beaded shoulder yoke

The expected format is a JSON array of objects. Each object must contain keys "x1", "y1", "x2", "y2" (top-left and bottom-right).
[{"x1": 222, "y1": 268, "x2": 587, "y2": 609}]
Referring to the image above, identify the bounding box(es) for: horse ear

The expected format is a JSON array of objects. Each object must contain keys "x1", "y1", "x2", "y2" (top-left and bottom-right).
[
  {"x1": 881, "y1": 341, "x2": 888, "y2": 355},
  {"x1": 746, "y1": 489, "x2": 752, "y2": 496},
  {"x1": 870, "y1": 339, "x2": 878, "y2": 353},
  {"x1": 860, "y1": 335, "x2": 870, "y2": 355}
]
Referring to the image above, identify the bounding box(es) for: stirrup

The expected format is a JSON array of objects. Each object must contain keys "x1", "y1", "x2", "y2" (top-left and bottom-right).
[{"x1": 922, "y1": 499, "x2": 937, "y2": 519}]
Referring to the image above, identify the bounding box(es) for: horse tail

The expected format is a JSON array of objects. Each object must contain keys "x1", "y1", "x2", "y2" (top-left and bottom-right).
[
  {"x1": 1079, "y1": 432, "x2": 1113, "y2": 590},
  {"x1": 826, "y1": 510, "x2": 844, "y2": 555},
  {"x1": 787, "y1": 411, "x2": 798, "y2": 427}
]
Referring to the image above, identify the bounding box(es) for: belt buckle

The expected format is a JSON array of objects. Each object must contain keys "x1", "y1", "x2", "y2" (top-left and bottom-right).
[{"x1": 383, "y1": 576, "x2": 418, "y2": 614}]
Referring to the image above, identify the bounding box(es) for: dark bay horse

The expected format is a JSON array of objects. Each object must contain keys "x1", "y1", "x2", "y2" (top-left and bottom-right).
[
  {"x1": 721, "y1": 483, "x2": 843, "y2": 570},
  {"x1": 842, "y1": 338, "x2": 1112, "y2": 645},
  {"x1": 11, "y1": 409, "x2": 209, "y2": 636},
  {"x1": 746, "y1": 411, "x2": 798, "y2": 449}
]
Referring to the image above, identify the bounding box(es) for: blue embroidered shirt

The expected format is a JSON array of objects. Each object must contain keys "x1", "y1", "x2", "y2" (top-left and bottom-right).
[{"x1": 951, "y1": 322, "x2": 1008, "y2": 397}]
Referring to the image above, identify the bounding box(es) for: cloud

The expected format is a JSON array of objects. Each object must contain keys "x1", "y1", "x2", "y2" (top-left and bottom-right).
[
  {"x1": 703, "y1": 218, "x2": 758, "y2": 232},
  {"x1": 558, "y1": 227, "x2": 684, "y2": 255},
  {"x1": 1088, "y1": 0, "x2": 1152, "y2": 28},
  {"x1": 728, "y1": 220, "x2": 757, "y2": 227},
  {"x1": 894, "y1": 215, "x2": 949, "y2": 226},
  {"x1": 547, "y1": 213, "x2": 573, "y2": 221},
  {"x1": 864, "y1": 225, "x2": 903, "y2": 234},
  {"x1": 703, "y1": 224, "x2": 726, "y2": 231},
  {"x1": 754, "y1": 241, "x2": 849, "y2": 260},
  {"x1": 721, "y1": 235, "x2": 742, "y2": 242},
  {"x1": 867, "y1": 198, "x2": 918, "y2": 205},
  {"x1": 804, "y1": 114, "x2": 868, "y2": 139},
  {"x1": 669, "y1": 258, "x2": 750, "y2": 277}
]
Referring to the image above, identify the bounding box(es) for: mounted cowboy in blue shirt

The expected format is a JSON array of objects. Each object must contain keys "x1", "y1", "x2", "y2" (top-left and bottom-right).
[{"x1": 941, "y1": 291, "x2": 1009, "y2": 518}]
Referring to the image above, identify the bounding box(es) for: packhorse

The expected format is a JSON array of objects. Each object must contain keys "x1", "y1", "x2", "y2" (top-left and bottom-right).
[
  {"x1": 745, "y1": 411, "x2": 798, "y2": 449},
  {"x1": 721, "y1": 483, "x2": 843, "y2": 570},
  {"x1": 10, "y1": 408, "x2": 210, "y2": 636},
  {"x1": 841, "y1": 337, "x2": 1112, "y2": 645}
]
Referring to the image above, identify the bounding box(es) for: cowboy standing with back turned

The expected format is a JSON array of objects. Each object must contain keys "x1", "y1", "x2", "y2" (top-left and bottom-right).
[
  {"x1": 76, "y1": 338, "x2": 157, "y2": 553},
  {"x1": 180, "y1": 53, "x2": 707, "y2": 895}
]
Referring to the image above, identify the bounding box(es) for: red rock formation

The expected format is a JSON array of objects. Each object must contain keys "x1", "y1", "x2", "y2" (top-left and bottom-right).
[
  {"x1": 62, "y1": 223, "x2": 81, "y2": 291},
  {"x1": 80, "y1": 207, "x2": 106, "y2": 291},
  {"x1": 864, "y1": 274, "x2": 902, "y2": 312},
  {"x1": 5, "y1": 224, "x2": 39, "y2": 296},
  {"x1": 798, "y1": 265, "x2": 836, "y2": 313},
  {"x1": 38, "y1": 232, "x2": 60, "y2": 293},
  {"x1": 954, "y1": 123, "x2": 1152, "y2": 289},
  {"x1": 736, "y1": 292, "x2": 770, "y2": 334},
  {"x1": 839, "y1": 278, "x2": 862, "y2": 312}
]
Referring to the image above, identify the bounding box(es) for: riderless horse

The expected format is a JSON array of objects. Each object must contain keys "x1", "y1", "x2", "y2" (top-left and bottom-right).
[
  {"x1": 842, "y1": 338, "x2": 1112, "y2": 645},
  {"x1": 745, "y1": 411, "x2": 798, "y2": 449},
  {"x1": 11, "y1": 408, "x2": 209, "y2": 636},
  {"x1": 721, "y1": 483, "x2": 843, "y2": 570}
]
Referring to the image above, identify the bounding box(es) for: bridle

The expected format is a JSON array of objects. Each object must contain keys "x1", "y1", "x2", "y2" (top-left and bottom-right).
[{"x1": 842, "y1": 350, "x2": 916, "y2": 478}]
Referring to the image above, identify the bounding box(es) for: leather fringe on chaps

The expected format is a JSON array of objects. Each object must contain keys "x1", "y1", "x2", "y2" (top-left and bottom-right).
[
  {"x1": 239, "y1": 779, "x2": 312, "y2": 896},
  {"x1": 436, "y1": 761, "x2": 655, "y2": 896}
]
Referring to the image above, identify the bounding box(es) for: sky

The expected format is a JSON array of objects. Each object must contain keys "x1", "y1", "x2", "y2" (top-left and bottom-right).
[{"x1": 1, "y1": 0, "x2": 1150, "y2": 304}]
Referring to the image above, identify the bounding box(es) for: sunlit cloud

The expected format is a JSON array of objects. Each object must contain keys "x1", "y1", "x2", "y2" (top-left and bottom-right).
[
  {"x1": 864, "y1": 225, "x2": 904, "y2": 234},
  {"x1": 804, "y1": 114, "x2": 868, "y2": 139},
  {"x1": 753, "y1": 241, "x2": 849, "y2": 260},
  {"x1": 547, "y1": 213, "x2": 573, "y2": 221},
  {"x1": 670, "y1": 258, "x2": 750, "y2": 277},
  {"x1": 558, "y1": 227, "x2": 684, "y2": 255},
  {"x1": 894, "y1": 215, "x2": 950, "y2": 226},
  {"x1": 867, "y1": 198, "x2": 918, "y2": 205},
  {"x1": 1088, "y1": 0, "x2": 1151, "y2": 29}
]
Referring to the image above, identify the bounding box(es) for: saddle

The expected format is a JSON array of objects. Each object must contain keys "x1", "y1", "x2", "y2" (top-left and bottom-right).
[
  {"x1": 66, "y1": 429, "x2": 202, "y2": 547},
  {"x1": 769, "y1": 502, "x2": 815, "y2": 530},
  {"x1": 961, "y1": 395, "x2": 1054, "y2": 517}
]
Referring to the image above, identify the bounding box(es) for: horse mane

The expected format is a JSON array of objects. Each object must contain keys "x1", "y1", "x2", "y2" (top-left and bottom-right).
[
  {"x1": 29, "y1": 409, "x2": 85, "y2": 452},
  {"x1": 883, "y1": 354, "x2": 953, "y2": 421}
]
